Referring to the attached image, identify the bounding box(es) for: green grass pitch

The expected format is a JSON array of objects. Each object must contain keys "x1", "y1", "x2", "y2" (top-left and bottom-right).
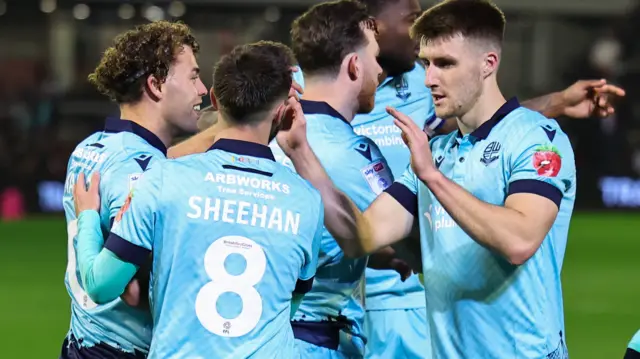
[{"x1": 0, "y1": 213, "x2": 637, "y2": 358}]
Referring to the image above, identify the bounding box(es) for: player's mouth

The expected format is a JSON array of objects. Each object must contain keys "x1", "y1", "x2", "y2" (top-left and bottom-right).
[{"x1": 432, "y1": 94, "x2": 446, "y2": 105}]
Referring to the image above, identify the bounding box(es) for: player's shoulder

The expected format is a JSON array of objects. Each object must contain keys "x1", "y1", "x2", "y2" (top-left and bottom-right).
[
  {"x1": 68, "y1": 131, "x2": 112, "y2": 168},
  {"x1": 94, "y1": 133, "x2": 164, "y2": 178},
  {"x1": 503, "y1": 106, "x2": 570, "y2": 145},
  {"x1": 274, "y1": 160, "x2": 321, "y2": 201}
]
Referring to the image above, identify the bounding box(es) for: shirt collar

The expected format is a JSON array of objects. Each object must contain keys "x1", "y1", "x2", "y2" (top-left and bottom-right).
[
  {"x1": 104, "y1": 117, "x2": 168, "y2": 156},
  {"x1": 208, "y1": 138, "x2": 275, "y2": 161},
  {"x1": 457, "y1": 97, "x2": 520, "y2": 140},
  {"x1": 300, "y1": 99, "x2": 351, "y2": 127}
]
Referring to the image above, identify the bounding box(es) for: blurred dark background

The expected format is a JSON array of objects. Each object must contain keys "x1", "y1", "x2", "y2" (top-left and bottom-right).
[{"x1": 0, "y1": 0, "x2": 638, "y2": 217}]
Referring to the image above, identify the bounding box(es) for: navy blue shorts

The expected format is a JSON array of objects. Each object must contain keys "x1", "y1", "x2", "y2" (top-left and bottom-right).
[{"x1": 60, "y1": 335, "x2": 146, "y2": 359}]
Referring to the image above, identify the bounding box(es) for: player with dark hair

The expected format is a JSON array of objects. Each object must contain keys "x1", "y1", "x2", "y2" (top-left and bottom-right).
[
  {"x1": 73, "y1": 41, "x2": 324, "y2": 359},
  {"x1": 60, "y1": 20, "x2": 207, "y2": 359},
  {"x1": 269, "y1": 2, "x2": 413, "y2": 358},
  {"x1": 338, "y1": 1, "x2": 626, "y2": 358},
  {"x1": 280, "y1": 0, "x2": 580, "y2": 357}
]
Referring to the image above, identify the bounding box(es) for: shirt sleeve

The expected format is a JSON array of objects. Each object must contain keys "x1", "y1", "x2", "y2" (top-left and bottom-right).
[
  {"x1": 294, "y1": 198, "x2": 324, "y2": 294},
  {"x1": 75, "y1": 210, "x2": 138, "y2": 304},
  {"x1": 107, "y1": 164, "x2": 163, "y2": 267},
  {"x1": 384, "y1": 164, "x2": 419, "y2": 217},
  {"x1": 101, "y1": 152, "x2": 159, "y2": 221},
  {"x1": 506, "y1": 122, "x2": 576, "y2": 208}
]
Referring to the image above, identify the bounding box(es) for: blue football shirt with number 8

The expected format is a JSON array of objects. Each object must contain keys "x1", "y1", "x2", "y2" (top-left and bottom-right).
[{"x1": 109, "y1": 139, "x2": 324, "y2": 359}]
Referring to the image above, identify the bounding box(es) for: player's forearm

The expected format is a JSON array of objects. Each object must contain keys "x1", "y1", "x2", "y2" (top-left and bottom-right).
[
  {"x1": 167, "y1": 123, "x2": 223, "y2": 158},
  {"x1": 76, "y1": 211, "x2": 138, "y2": 303},
  {"x1": 287, "y1": 145, "x2": 374, "y2": 257},
  {"x1": 521, "y1": 92, "x2": 565, "y2": 119},
  {"x1": 421, "y1": 171, "x2": 542, "y2": 265}
]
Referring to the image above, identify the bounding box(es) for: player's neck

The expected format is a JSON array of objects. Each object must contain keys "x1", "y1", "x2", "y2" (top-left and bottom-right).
[
  {"x1": 457, "y1": 82, "x2": 506, "y2": 136},
  {"x1": 215, "y1": 116, "x2": 271, "y2": 146},
  {"x1": 119, "y1": 103, "x2": 173, "y2": 147},
  {"x1": 302, "y1": 78, "x2": 357, "y2": 122}
]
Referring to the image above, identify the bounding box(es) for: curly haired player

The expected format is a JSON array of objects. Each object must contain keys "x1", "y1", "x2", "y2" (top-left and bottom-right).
[{"x1": 60, "y1": 20, "x2": 207, "y2": 358}]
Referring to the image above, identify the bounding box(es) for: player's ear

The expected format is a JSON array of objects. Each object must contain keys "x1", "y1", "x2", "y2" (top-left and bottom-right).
[
  {"x1": 482, "y1": 51, "x2": 499, "y2": 79},
  {"x1": 345, "y1": 53, "x2": 360, "y2": 82},
  {"x1": 145, "y1": 74, "x2": 163, "y2": 101},
  {"x1": 210, "y1": 90, "x2": 219, "y2": 110}
]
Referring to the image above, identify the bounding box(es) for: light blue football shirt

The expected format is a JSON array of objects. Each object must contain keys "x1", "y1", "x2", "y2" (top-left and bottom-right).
[
  {"x1": 270, "y1": 100, "x2": 394, "y2": 356},
  {"x1": 353, "y1": 63, "x2": 435, "y2": 310},
  {"x1": 108, "y1": 139, "x2": 324, "y2": 359},
  {"x1": 62, "y1": 118, "x2": 165, "y2": 353},
  {"x1": 386, "y1": 98, "x2": 576, "y2": 358}
]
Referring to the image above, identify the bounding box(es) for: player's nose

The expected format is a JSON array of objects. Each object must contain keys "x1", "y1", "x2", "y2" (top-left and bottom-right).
[
  {"x1": 196, "y1": 78, "x2": 207, "y2": 97},
  {"x1": 425, "y1": 68, "x2": 439, "y2": 89}
]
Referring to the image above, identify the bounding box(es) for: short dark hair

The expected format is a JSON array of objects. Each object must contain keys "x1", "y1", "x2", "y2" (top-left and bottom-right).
[
  {"x1": 291, "y1": 0, "x2": 377, "y2": 77},
  {"x1": 411, "y1": 0, "x2": 505, "y2": 46},
  {"x1": 212, "y1": 41, "x2": 295, "y2": 124},
  {"x1": 357, "y1": 0, "x2": 400, "y2": 16},
  {"x1": 88, "y1": 21, "x2": 198, "y2": 104}
]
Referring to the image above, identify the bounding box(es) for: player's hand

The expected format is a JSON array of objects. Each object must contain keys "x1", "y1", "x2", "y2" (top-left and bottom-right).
[
  {"x1": 74, "y1": 172, "x2": 101, "y2": 216},
  {"x1": 276, "y1": 97, "x2": 309, "y2": 157},
  {"x1": 389, "y1": 258, "x2": 413, "y2": 281},
  {"x1": 290, "y1": 66, "x2": 304, "y2": 100},
  {"x1": 121, "y1": 279, "x2": 142, "y2": 307},
  {"x1": 387, "y1": 106, "x2": 437, "y2": 182},
  {"x1": 559, "y1": 79, "x2": 625, "y2": 119}
]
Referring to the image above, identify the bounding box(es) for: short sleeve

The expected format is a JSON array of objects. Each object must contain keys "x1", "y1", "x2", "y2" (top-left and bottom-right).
[
  {"x1": 101, "y1": 152, "x2": 160, "y2": 221},
  {"x1": 106, "y1": 165, "x2": 163, "y2": 266},
  {"x1": 506, "y1": 123, "x2": 575, "y2": 208},
  {"x1": 384, "y1": 164, "x2": 419, "y2": 216}
]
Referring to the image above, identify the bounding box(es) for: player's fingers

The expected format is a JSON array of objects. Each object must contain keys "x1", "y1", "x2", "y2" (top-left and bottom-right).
[
  {"x1": 394, "y1": 119, "x2": 416, "y2": 146},
  {"x1": 89, "y1": 172, "x2": 100, "y2": 195},
  {"x1": 292, "y1": 101, "x2": 307, "y2": 126},
  {"x1": 401, "y1": 132, "x2": 409, "y2": 147},
  {"x1": 596, "y1": 108, "x2": 611, "y2": 118},
  {"x1": 577, "y1": 78, "x2": 606, "y2": 90},
  {"x1": 596, "y1": 83, "x2": 626, "y2": 97},
  {"x1": 291, "y1": 81, "x2": 303, "y2": 95},
  {"x1": 74, "y1": 172, "x2": 86, "y2": 197}
]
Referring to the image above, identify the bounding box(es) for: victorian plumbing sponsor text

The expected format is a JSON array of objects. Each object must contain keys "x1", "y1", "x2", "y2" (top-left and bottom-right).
[
  {"x1": 354, "y1": 125, "x2": 406, "y2": 147},
  {"x1": 424, "y1": 204, "x2": 458, "y2": 231}
]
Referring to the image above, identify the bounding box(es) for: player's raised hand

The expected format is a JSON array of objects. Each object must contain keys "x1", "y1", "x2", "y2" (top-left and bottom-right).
[
  {"x1": 276, "y1": 97, "x2": 309, "y2": 157},
  {"x1": 73, "y1": 172, "x2": 101, "y2": 216},
  {"x1": 387, "y1": 106, "x2": 437, "y2": 181},
  {"x1": 289, "y1": 66, "x2": 304, "y2": 100},
  {"x1": 560, "y1": 79, "x2": 626, "y2": 119}
]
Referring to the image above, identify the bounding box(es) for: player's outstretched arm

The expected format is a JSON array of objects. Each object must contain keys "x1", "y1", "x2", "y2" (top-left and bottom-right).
[
  {"x1": 521, "y1": 79, "x2": 625, "y2": 119},
  {"x1": 73, "y1": 173, "x2": 138, "y2": 304},
  {"x1": 287, "y1": 145, "x2": 414, "y2": 257},
  {"x1": 276, "y1": 99, "x2": 413, "y2": 256},
  {"x1": 389, "y1": 107, "x2": 570, "y2": 265}
]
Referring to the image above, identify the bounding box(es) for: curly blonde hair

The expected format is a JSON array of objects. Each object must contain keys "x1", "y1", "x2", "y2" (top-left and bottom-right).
[{"x1": 88, "y1": 21, "x2": 199, "y2": 104}]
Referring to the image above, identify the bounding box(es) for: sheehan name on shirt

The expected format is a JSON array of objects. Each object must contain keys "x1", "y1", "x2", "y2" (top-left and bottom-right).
[{"x1": 187, "y1": 196, "x2": 301, "y2": 235}]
